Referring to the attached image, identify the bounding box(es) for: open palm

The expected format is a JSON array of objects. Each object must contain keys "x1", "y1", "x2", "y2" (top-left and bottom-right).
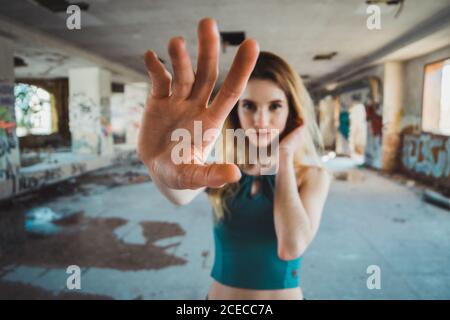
[{"x1": 138, "y1": 18, "x2": 259, "y2": 189}]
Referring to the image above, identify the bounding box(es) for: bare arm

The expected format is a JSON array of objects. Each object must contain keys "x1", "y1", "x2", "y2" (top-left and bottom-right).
[
  {"x1": 274, "y1": 154, "x2": 331, "y2": 260},
  {"x1": 273, "y1": 124, "x2": 331, "y2": 260}
]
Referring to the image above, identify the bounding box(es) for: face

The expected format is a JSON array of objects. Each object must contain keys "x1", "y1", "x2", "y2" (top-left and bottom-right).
[{"x1": 237, "y1": 79, "x2": 290, "y2": 147}]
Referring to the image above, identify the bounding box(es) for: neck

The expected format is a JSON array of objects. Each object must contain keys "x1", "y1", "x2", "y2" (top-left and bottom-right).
[{"x1": 241, "y1": 163, "x2": 278, "y2": 176}]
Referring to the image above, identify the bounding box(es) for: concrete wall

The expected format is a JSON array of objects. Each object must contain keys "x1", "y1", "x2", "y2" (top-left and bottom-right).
[
  {"x1": 0, "y1": 145, "x2": 138, "y2": 201},
  {"x1": 399, "y1": 45, "x2": 450, "y2": 191},
  {"x1": 0, "y1": 36, "x2": 21, "y2": 188},
  {"x1": 124, "y1": 83, "x2": 148, "y2": 147},
  {"x1": 336, "y1": 87, "x2": 371, "y2": 157},
  {"x1": 402, "y1": 44, "x2": 450, "y2": 131},
  {"x1": 321, "y1": 64, "x2": 384, "y2": 168},
  {"x1": 68, "y1": 67, "x2": 114, "y2": 155}
]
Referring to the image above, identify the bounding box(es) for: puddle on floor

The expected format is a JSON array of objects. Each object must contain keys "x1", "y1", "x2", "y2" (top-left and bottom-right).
[{"x1": 2, "y1": 213, "x2": 187, "y2": 271}]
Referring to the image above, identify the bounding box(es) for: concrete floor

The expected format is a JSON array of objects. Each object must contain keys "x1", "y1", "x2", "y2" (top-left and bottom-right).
[{"x1": 0, "y1": 157, "x2": 449, "y2": 300}]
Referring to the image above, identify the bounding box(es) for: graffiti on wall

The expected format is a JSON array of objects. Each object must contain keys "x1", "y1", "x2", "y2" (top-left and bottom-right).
[
  {"x1": 100, "y1": 96, "x2": 113, "y2": 154},
  {"x1": 71, "y1": 163, "x2": 87, "y2": 176},
  {"x1": 0, "y1": 107, "x2": 17, "y2": 157},
  {"x1": 18, "y1": 167, "x2": 63, "y2": 191},
  {"x1": 338, "y1": 111, "x2": 350, "y2": 139},
  {"x1": 337, "y1": 87, "x2": 371, "y2": 156},
  {"x1": 124, "y1": 84, "x2": 147, "y2": 146},
  {"x1": 0, "y1": 81, "x2": 20, "y2": 181},
  {"x1": 69, "y1": 93, "x2": 113, "y2": 155},
  {"x1": 364, "y1": 77, "x2": 383, "y2": 169},
  {"x1": 69, "y1": 92, "x2": 101, "y2": 155},
  {"x1": 332, "y1": 80, "x2": 383, "y2": 168},
  {"x1": 402, "y1": 133, "x2": 450, "y2": 186},
  {"x1": 365, "y1": 100, "x2": 383, "y2": 169}
]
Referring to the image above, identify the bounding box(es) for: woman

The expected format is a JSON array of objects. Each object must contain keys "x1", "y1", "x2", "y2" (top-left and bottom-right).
[{"x1": 138, "y1": 18, "x2": 331, "y2": 300}]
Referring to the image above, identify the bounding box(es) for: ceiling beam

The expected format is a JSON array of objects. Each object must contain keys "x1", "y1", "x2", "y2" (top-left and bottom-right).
[{"x1": 309, "y1": 5, "x2": 450, "y2": 90}]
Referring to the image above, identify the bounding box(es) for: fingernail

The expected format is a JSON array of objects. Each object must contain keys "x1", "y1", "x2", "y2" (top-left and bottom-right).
[{"x1": 144, "y1": 51, "x2": 152, "y2": 68}]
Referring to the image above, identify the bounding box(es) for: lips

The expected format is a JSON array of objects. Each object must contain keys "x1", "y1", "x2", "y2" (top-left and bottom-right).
[{"x1": 255, "y1": 129, "x2": 270, "y2": 136}]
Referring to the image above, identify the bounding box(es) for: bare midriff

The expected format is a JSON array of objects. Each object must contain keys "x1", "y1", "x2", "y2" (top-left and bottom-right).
[{"x1": 207, "y1": 280, "x2": 303, "y2": 300}]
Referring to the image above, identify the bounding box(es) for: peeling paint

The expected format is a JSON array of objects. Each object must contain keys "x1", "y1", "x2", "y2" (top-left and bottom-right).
[{"x1": 0, "y1": 82, "x2": 20, "y2": 182}]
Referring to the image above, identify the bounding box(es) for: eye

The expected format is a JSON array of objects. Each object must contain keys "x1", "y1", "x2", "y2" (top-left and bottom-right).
[
  {"x1": 241, "y1": 101, "x2": 256, "y2": 111},
  {"x1": 269, "y1": 103, "x2": 282, "y2": 111}
]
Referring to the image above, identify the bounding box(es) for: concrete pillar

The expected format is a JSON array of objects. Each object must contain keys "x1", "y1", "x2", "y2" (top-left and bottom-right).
[
  {"x1": 336, "y1": 96, "x2": 351, "y2": 156},
  {"x1": 123, "y1": 82, "x2": 148, "y2": 146},
  {"x1": 0, "y1": 36, "x2": 20, "y2": 183},
  {"x1": 68, "y1": 67, "x2": 113, "y2": 155},
  {"x1": 319, "y1": 95, "x2": 336, "y2": 149},
  {"x1": 110, "y1": 92, "x2": 126, "y2": 143},
  {"x1": 349, "y1": 102, "x2": 367, "y2": 156},
  {"x1": 382, "y1": 61, "x2": 404, "y2": 171}
]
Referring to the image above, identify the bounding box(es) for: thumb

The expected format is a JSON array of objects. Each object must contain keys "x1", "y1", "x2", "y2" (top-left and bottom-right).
[{"x1": 174, "y1": 163, "x2": 241, "y2": 189}]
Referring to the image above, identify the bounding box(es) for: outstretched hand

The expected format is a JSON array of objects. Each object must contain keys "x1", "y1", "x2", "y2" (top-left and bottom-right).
[{"x1": 137, "y1": 18, "x2": 260, "y2": 189}]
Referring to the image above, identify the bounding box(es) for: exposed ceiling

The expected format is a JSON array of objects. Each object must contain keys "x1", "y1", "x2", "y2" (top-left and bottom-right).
[
  {"x1": 13, "y1": 41, "x2": 96, "y2": 80},
  {"x1": 1, "y1": 0, "x2": 450, "y2": 85}
]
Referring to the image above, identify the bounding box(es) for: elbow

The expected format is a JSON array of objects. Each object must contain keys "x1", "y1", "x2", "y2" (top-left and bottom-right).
[
  {"x1": 277, "y1": 240, "x2": 309, "y2": 261},
  {"x1": 277, "y1": 246, "x2": 305, "y2": 261},
  {"x1": 169, "y1": 197, "x2": 192, "y2": 206}
]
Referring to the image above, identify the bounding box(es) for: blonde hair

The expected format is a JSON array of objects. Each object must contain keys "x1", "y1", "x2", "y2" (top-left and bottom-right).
[{"x1": 207, "y1": 51, "x2": 323, "y2": 220}]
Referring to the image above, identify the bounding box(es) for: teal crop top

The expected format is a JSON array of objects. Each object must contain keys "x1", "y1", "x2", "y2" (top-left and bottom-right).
[{"x1": 210, "y1": 170, "x2": 303, "y2": 290}]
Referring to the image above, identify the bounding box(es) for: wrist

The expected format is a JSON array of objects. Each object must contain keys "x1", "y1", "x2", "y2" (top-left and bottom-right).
[
  {"x1": 275, "y1": 150, "x2": 295, "y2": 178},
  {"x1": 278, "y1": 148, "x2": 294, "y2": 161}
]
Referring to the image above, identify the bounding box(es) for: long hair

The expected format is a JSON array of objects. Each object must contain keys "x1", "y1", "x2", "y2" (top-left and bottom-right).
[{"x1": 207, "y1": 51, "x2": 323, "y2": 220}]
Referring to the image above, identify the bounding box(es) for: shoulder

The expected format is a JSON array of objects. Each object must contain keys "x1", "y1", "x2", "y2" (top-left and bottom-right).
[{"x1": 294, "y1": 165, "x2": 332, "y2": 190}]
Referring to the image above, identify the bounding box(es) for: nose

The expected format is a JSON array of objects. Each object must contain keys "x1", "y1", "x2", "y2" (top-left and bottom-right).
[{"x1": 254, "y1": 108, "x2": 270, "y2": 128}]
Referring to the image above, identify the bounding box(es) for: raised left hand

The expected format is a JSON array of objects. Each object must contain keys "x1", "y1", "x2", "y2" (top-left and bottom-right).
[{"x1": 278, "y1": 125, "x2": 305, "y2": 157}]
